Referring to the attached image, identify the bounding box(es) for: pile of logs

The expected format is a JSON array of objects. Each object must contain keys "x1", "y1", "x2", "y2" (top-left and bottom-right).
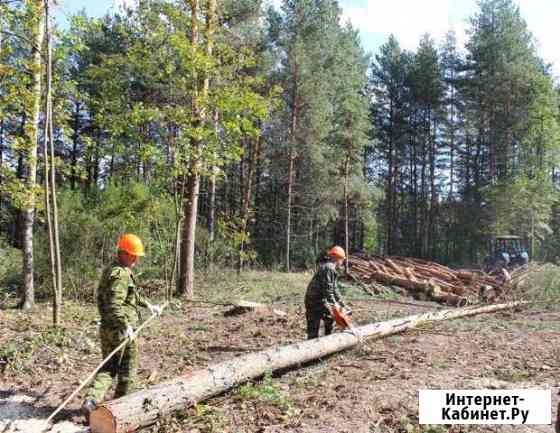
[{"x1": 347, "y1": 255, "x2": 509, "y2": 306}]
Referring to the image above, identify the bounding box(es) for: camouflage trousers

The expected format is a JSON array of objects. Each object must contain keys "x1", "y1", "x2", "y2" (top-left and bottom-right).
[
  {"x1": 86, "y1": 326, "x2": 139, "y2": 403},
  {"x1": 305, "y1": 307, "x2": 334, "y2": 339}
]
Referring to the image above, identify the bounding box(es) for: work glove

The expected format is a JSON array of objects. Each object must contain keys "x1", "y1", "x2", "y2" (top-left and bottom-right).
[
  {"x1": 119, "y1": 325, "x2": 136, "y2": 341},
  {"x1": 147, "y1": 303, "x2": 163, "y2": 316}
]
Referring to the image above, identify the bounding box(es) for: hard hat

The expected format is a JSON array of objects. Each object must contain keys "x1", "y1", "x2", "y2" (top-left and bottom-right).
[
  {"x1": 117, "y1": 234, "x2": 145, "y2": 257},
  {"x1": 327, "y1": 245, "x2": 346, "y2": 260}
]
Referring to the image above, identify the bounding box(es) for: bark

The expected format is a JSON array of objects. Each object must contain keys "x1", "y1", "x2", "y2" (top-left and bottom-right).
[
  {"x1": 286, "y1": 149, "x2": 295, "y2": 272},
  {"x1": 90, "y1": 301, "x2": 526, "y2": 433},
  {"x1": 42, "y1": 0, "x2": 61, "y2": 326},
  {"x1": 223, "y1": 300, "x2": 286, "y2": 317},
  {"x1": 237, "y1": 134, "x2": 260, "y2": 273},
  {"x1": 207, "y1": 111, "x2": 219, "y2": 244},
  {"x1": 71, "y1": 102, "x2": 80, "y2": 190},
  {"x1": 177, "y1": 0, "x2": 216, "y2": 297},
  {"x1": 14, "y1": 116, "x2": 26, "y2": 248},
  {"x1": 46, "y1": 1, "x2": 63, "y2": 325},
  {"x1": 0, "y1": 119, "x2": 4, "y2": 199},
  {"x1": 93, "y1": 133, "x2": 100, "y2": 188},
  {"x1": 254, "y1": 144, "x2": 262, "y2": 247},
  {"x1": 208, "y1": 171, "x2": 216, "y2": 242},
  {"x1": 285, "y1": 49, "x2": 299, "y2": 272},
  {"x1": 386, "y1": 105, "x2": 395, "y2": 255},
  {"x1": 0, "y1": 31, "x2": 3, "y2": 207},
  {"x1": 343, "y1": 154, "x2": 350, "y2": 273},
  {"x1": 178, "y1": 172, "x2": 200, "y2": 297},
  {"x1": 20, "y1": 1, "x2": 45, "y2": 310},
  {"x1": 346, "y1": 255, "x2": 509, "y2": 304}
]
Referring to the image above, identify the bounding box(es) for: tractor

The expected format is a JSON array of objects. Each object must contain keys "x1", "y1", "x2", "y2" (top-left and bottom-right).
[{"x1": 483, "y1": 235, "x2": 529, "y2": 273}]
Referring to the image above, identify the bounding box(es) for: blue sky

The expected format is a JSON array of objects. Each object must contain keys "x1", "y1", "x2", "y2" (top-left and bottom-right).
[{"x1": 54, "y1": 0, "x2": 559, "y2": 78}]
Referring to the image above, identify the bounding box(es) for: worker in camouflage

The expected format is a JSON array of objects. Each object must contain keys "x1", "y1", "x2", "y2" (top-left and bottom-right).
[
  {"x1": 82, "y1": 234, "x2": 162, "y2": 418},
  {"x1": 304, "y1": 246, "x2": 351, "y2": 339}
]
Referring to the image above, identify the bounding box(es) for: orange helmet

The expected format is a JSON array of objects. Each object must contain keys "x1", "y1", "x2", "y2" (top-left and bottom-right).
[
  {"x1": 117, "y1": 234, "x2": 145, "y2": 257},
  {"x1": 327, "y1": 245, "x2": 346, "y2": 260}
]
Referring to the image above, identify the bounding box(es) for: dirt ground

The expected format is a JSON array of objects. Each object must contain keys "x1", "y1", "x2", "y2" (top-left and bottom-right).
[{"x1": 1, "y1": 270, "x2": 559, "y2": 433}]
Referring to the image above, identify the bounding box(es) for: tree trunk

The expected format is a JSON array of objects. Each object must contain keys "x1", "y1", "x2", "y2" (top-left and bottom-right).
[
  {"x1": 286, "y1": 149, "x2": 295, "y2": 272},
  {"x1": 177, "y1": 0, "x2": 216, "y2": 297},
  {"x1": 47, "y1": 5, "x2": 63, "y2": 325},
  {"x1": 178, "y1": 173, "x2": 200, "y2": 297},
  {"x1": 254, "y1": 145, "x2": 262, "y2": 250},
  {"x1": 0, "y1": 29, "x2": 3, "y2": 209},
  {"x1": 208, "y1": 111, "x2": 219, "y2": 244},
  {"x1": 20, "y1": 0, "x2": 45, "y2": 310},
  {"x1": 237, "y1": 134, "x2": 260, "y2": 273},
  {"x1": 43, "y1": 0, "x2": 62, "y2": 326},
  {"x1": 286, "y1": 59, "x2": 299, "y2": 272},
  {"x1": 93, "y1": 131, "x2": 101, "y2": 189},
  {"x1": 208, "y1": 172, "x2": 216, "y2": 242},
  {"x1": 343, "y1": 154, "x2": 350, "y2": 273},
  {"x1": 386, "y1": 103, "x2": 395, "y2": 255},
  {"x1": 90, "y1": 301, "x2": 526, "y2": 433},
  {"x1": 14, "y1": 117, "x2": 26, "y2": 248},
  {"x1": 0, "y1": 118, "x2": 4, "y2": 202},
  {"x1": 429, "y1": 116, "x2": 437, "y2": 259},
  {"x1": 71, "y1": 102, "x2": 80, "y2": 190}
]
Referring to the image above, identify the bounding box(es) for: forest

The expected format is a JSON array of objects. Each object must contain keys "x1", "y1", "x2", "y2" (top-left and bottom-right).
[
  {"x1": 1, "y1": 1, "x2": 560, "y2": 432},
  {"x1": 1, "y1": 0, "x2": 559, "y2": 308}
]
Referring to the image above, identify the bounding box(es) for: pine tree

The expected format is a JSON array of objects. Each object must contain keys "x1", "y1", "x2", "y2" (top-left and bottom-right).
[
  {"x1": 330, "y1": 23, "x2": 369, "y2": 268},
  {"x1": 369, "y1": 35, "x2": 411, "y2": 255}
]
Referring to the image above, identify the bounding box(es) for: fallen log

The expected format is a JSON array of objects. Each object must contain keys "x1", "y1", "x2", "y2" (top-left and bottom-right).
[
  {"x1": 223, "y1": 300, "x2": 287, "y2": 317},
  {"x1": 89, "y1": 301, "x2": 526, "y2": 433},
  {"x1": 187, "y1": 299, "x2": 287, "y2": 317}
]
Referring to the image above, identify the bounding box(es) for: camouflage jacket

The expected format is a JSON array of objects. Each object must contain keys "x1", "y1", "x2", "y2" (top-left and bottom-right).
[
  {"x1": 305, "y1": 259, "x2": 347, "y2": 313},
  {"x1": 97, "y1": 262, "x2": 150, "y2": 330}
]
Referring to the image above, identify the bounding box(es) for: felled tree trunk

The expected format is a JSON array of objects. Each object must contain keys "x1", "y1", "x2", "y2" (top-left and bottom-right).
[{"x1": 90, "y1": 301, "x2": 525, "y2": 433}]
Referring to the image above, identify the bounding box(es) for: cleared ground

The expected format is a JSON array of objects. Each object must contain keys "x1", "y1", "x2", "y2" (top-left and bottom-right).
[{"x1": 1, "y1": 270, "x2": 559, "y2": 433}]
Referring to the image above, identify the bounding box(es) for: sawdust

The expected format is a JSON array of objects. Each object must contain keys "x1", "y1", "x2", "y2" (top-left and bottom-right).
[{"x1": 0, "y1": 394, "x2": 89, "y2": 433}]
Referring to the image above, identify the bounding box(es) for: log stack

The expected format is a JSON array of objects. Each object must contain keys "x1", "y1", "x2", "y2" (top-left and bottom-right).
[{"x1": 347, "y1": 255, "x2": 509, "y2": 306}]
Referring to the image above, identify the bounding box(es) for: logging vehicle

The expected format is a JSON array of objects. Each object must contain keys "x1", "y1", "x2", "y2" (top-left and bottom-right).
[{"x1": 484, "y1": 235, "x2": 529, "y2": 273}]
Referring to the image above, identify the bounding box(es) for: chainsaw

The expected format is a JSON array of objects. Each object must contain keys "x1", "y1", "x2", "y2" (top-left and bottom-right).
[{"x1": 330, "y1": 304, "x2": 362, "y2": 340}]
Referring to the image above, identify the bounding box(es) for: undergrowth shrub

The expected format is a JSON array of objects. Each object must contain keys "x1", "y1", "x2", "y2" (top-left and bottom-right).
[
  {"x1": 34, "y1": 182, "x2": 176, "y2": 301},
  {"x1": 0, "y1": 235, "x2": 22, "y2": 297}
]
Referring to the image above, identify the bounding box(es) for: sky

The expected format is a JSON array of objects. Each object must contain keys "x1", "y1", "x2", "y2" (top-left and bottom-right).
[{"x1": 54, "y1": 0, "x2": 559, "y2": 78}]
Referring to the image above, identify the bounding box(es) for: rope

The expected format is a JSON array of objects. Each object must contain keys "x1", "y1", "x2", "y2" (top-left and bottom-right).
[{"x1": 45, "y1": 302, "x2": 169, "y2": 426}]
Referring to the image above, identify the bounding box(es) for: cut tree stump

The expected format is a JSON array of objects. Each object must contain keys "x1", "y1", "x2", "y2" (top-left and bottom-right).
[{"x1": 89, "y1": 301, "x2": 526, "y2": 433}]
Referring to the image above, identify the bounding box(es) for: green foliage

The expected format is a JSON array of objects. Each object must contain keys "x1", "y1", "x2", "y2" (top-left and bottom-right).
[
  {"x1": 238, "y1": 372, "x2": 293, "y2": 410},
  {"x1": 0, "y1": 236, "x2": 22, "y2": 294},
  {"x1": 0, "y1": 327, "x2": 73, "y2": 374},
  {"x1": 484, "y1": 174, "x2": 558, "y2": 258},
  {"x1": 519, "y1": 263, "x2": 560, "y2": 306},
  {"x1": 194, "y1": 215, "x2": 257, "y2": 269},
  {"x1": 2, "y1": 0, "x2": 560, "y2": 282},
  {"x1": 396, "y1": 416, "x2": 448, "y2": 433},
  {"x1": 33, "y1": 182, "x2": 176, "y2": 300},
  {"x1": 367, "y1": 0, "x2": 560, "y2": 264}
]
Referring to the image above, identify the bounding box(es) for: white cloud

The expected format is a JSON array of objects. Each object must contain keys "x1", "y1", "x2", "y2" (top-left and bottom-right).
[
  {"x1": 516, "y1": 0, "x2": 560, "y2": 78},
  {"x1": 340, "y1": 0, "x2": 558, "y2": 78},
  {"x1": 341, "y1": 0, "x2": 454, "y2": 51}
]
